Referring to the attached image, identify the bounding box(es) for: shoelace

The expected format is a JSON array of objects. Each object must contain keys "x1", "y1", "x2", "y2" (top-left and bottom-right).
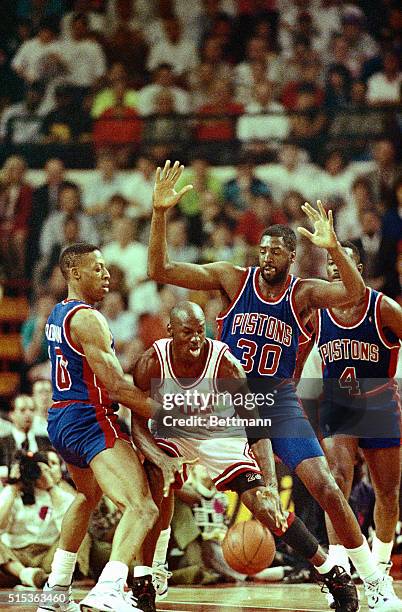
[{"x1": 153, "y1": 564, "x2": 172, "y2": 581}]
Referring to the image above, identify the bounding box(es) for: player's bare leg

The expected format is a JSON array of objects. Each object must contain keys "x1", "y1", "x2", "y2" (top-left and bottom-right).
[{"x1": 363, "y1": 446, "x2": 401, "y2": 569}]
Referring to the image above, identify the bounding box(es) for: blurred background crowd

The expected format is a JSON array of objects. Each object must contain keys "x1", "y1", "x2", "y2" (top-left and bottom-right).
[{"x1": 0, "y1": 0, "x2": 401, "y2": 591}]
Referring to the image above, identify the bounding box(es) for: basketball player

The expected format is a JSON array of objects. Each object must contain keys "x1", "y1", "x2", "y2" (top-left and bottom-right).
[
  {"x1": 302, "y1": 242, "x2": 401, "y2": 594},
  {"x1": 147, "y1": 160, "x2": 402, "y2": 610},
  {"x1": 130, "y1": 301, "x2": 359, "y2": 612},
  {"x1": 37, "y1": 243, "x2": 191, "y2": 612}
]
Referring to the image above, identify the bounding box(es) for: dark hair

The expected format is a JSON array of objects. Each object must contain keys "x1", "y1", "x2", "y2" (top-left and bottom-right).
[
  {"x1": 8, "y1": 450, "x2": 50, "y2": 505},
  {"x1": 59, "y1": 242, "x2": 99, "y2": 280},
  {"x1": 261, "y1": 225, "x2": 297, "y2": 252},
  {"x1": 340, "y1": 240, "x2": 361, "y2": 263}
]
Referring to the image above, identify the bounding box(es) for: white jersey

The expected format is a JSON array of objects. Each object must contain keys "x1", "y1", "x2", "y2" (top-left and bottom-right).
[{"x1": 153, "y1": 338, "x2": 244, "y2": 439}]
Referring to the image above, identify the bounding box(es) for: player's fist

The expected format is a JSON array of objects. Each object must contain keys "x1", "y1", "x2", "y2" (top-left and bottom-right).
[{"x1": 153, "y1": 160, "x2": 193, "y2": 210}]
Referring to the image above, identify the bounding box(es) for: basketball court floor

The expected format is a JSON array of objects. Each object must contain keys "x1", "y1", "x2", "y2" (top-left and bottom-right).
[{"x1": 3, "y1": 582, "x2": 402, "y2": 612}]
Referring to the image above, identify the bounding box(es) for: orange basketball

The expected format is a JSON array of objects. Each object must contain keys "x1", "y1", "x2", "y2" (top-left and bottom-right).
[{"x1": 222, "y1": 519, "x2": 276, "y2": 575}]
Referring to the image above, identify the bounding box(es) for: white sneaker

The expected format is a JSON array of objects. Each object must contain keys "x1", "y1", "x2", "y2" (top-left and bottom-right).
[
  {"x1": 365, "y1": 573, "x2": 402, "y2": 611},
  {"x1": 80, "y1": 586, "x2": 143, "y2": 611},
  {"x1": 37, "y1": 581, "x2": 79, "y2": 612},
  {"x1": 152, "y1": 562, "x2": 172, "y2": 601}
]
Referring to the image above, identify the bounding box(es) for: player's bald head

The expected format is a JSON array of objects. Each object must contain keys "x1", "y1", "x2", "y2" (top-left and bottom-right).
[{"x1": 170, "y1": 301, "x2": 205, "y2": 327}]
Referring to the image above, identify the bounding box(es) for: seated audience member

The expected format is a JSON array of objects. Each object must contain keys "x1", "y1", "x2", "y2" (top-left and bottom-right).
[
  {"x1": 201, "y1": 222, "x2": 246, "y2": 265},
  {"x1": 88, "y1": 496, "x2": 122, "y2": 581},
  {"x1": 100, "y1": 291, "x2": 138, "y2": 370},
  {"x1": 121, "y1": 156, "x2": 156, "y2": 220},
  {"x1": 103, "y1": 23, "x2": 149, "y2": 83},
  {"x1": 44, "y1": 449, "x2": 76, "y2": 496},
  {"x1": 324, "y1": 64, "x2": 352, "y2": 114},
  {"x1": 0, "y1": 80, "x2": 45, "y2": 144},
  {"x1": 367, "y1": 50, "x2": 401, "y2": 106},
  {"x1": 137, "y1": 63, "x2": 190, "y2": 116},
  {"x1": 0, "y1": 396, "x2": 51, "y2": 467},
  {"x1": 39, "y1": 183, "x2": 99, "y2": 259},
  {"x1": 146, "y1": 16, "x2": 198, "y2": 80},
  {"x1": 31, "y1": 379, "x2": 52, "y2": 437},
  {"x1": 21, "y1": 295, "x2": 55, "y2": 379},
  {"x1": 290, "y1": 84, "x2": 326, "y2": 163},
  {"x1": 167, "y1": 218, "x2": 200, "y2": 263},
  {"x1": 353, "y1": 209, "x2": 383, "y2": 288},
  {"x1": 365, "y1": 139, "x2": 401, "y2": 209},
  {"x1": 0, "y1": 451, "x2": 88, "y2": 587},
  {"x1": 235, "y1": 194, "x2": 287, "y2": 246},
  {"x1": 137, "y1": 285, "x2": 178, "y2": 349},
  {"x1": 91, "y1": 62, "x2": 140, "y2": 118},
  {"x1": 223, "y1": 155, "x2": 271, "y2": 219},
  {"x1": 0, "y1": 155, "x2": 32, "y2": 278},
  {"x1": 237, "y1": 80, "x2": 290, "y2": 156},
  {"x1": 41, "y1": 83, "x2": 92, "y2": 143}
]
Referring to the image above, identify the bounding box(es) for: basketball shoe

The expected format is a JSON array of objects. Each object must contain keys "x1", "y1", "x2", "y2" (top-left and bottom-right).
[
  {"x1": 130, "y1": 573, "x2": 156, "y2": 612},
  {"x1": 316, "y1": 565, "x2": 360, "y2": 612},
  {"x1": 152, "y1": 562, "x2": 171, "y2": 600},
  {"x1": 37, "y1": 581, "x2": 79, "y2": 612},
  {"x1": 80, "y1": 583, "x2": 143, "y2": 612},
  {"x1": 364, "y1": 572, "x2": 402, "y2": 611}
]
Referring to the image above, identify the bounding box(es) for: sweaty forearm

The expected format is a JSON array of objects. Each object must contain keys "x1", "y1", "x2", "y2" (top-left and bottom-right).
[
  {"x1": 327, "y1": 243, "x2": 365, "y2": 300},
  {"x1": 148, "y1": 209, "x2": 169, "y2": 281}
]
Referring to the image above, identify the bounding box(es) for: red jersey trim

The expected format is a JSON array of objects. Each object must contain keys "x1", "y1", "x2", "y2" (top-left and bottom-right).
[
  {"x1": 289, "y1": 277, "x2": 311, "y2": 342},
  {"x1": 374, "y1": 293, "x2": 401, "y2": 350},
  {"x1": 216, "y1": 267, "x2": 250, "y2": 321},
  {"x1": 166, "y1": 338, "x2": 213, "y2": 390},
  {"x1": 63, "y1": 304, "x2": 93, "y2": 356},
  {"x1": 253, "y1": 269, "x2": 292, "y2": 304},
  {"x1": 327, "y1": 288, "x2": 371, "y2": 329},
  {"x1": 212, "y1": 344, "x2": 229, "y2": 394}
]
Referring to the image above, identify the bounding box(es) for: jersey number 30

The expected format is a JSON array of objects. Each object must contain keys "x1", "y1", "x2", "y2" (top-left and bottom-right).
[
  {"x1": 339, "y1": 366, "x2": 361, "y2": 396},
  {"x1": 237, "y1": 339, "x2": 282, "y2": 375},
  {"x1": 55, "y1": 347, "x2": 72, "y2": 391}
]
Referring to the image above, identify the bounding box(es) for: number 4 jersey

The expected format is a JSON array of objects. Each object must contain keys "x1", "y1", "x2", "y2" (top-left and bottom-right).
[{"x1": 46, "y1": 299, "x2": 113, "y2": 406}]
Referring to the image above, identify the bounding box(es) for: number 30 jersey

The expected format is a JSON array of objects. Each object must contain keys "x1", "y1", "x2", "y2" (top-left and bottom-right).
[
  {"x1": 216, "y1": 268, "x2": 311, "y2": 381},
  {"x1": 316, "y1": 288, "x2": 400, "y2": 397},
  {"x1": 46, "y1": 299, "x2": 113, "y2": 406}
]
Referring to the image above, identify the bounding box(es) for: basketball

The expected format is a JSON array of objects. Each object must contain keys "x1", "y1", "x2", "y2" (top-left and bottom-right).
[{"x1": 222, "y1": 519, "x2": 276, "y2": 575}]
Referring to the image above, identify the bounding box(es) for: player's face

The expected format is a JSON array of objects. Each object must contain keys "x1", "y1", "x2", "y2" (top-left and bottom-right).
[
  {"x1": 171, "y1": 315, "x2": 206, "y2": 362},
  {"x1": 259, "y1": 236, "x2": 294, "y2": 284},
  {"x1": 77, "y1": 251, "x2": 110, "y2": 302},
  {"x1": 327, "y1": 247, "x2": 360, "y2": 281}
]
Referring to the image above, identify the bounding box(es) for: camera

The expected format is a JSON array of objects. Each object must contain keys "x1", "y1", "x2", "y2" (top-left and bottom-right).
[{"x1": 8, "y1": 451, "x2": 42, "y2": 485}]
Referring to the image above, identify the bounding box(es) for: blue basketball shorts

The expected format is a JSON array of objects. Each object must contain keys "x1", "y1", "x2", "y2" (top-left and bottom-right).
[{"x1": 47, "y1": 401, "x2": 131, "y2": 469}]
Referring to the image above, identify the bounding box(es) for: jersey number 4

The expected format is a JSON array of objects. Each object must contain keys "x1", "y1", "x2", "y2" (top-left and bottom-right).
[
  {"x1": 55, "y1": 347, "x2": 72, "y2": 391},
  {"x1": 237, "y1": 339, "x2": 282, "y2": 375},
  {"x1": 339, "y1": 366, "x2": 361, "y2": 396}
]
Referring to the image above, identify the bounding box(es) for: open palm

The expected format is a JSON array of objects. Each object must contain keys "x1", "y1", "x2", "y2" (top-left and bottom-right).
[
  {"x1": 153, "y1": 160, "x2": 193, "y2": 210},
  {"x1": 298, "y1": 200, "x2": 337, "y2": 249}
]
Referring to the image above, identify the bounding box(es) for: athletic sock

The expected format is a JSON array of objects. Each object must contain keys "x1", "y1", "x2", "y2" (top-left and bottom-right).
[
  {"x1": 372, "y1": 534, "x2": 393, "y2": 566},
  {"x1": 327, "y1": 544, "x2": 351, "y2": 574},
  {"x1": 48, "y1": 548, "x2": 77, "y2": 587},
  {"x1": 346, "y1": 537, "x2": 381, "y2": 581},
  {"x1": 314, "y1": 556, "x2": 336, "y2": 575},
  {"x1": 153, "y1": 528, "x2": 171, "y2": 566},
  {"x1": 134, "y1": 565, "x2": 153, "y2": 578},
  {"x1": 98, "y1": 561, "x2": 128, "y2": 592}
]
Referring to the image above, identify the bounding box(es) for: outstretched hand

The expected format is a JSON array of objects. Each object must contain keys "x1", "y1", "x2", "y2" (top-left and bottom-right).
[
  {"x1": 157, "y1": 455, "x2": 199, "y2": 498},
  {"x1": 298, "y1": 200, "x2": 337, "y2": 249},
  {"x1": 153, "y1": 160, "x2": 193, "y2": 211}
]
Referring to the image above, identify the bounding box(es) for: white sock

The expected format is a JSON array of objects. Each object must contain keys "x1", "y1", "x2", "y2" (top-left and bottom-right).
[
  {"x1": 98, "y1": 561, "x2": 128, "y2": 592},
  {"x1": 153, "y1": 527, "x2": 171, "y2": 566},
  {"x1": 314, "y1": 556, "x2": 335, "y2": 574},
  {"x1": 328, "y1": 544, "x2": 351, "y2": 574},
  {"x1": 48, "y1": 548, "x2": 77, "y2": 587},
  {"x1": 372, "y1": 534, "x2": 393, "y2": 566},
  {"x1": 134, "y1": 565, "x2": 153, "y2": 578},
  {"x1": 346, "y1": 537, "x2": 380, "y2": 581}
]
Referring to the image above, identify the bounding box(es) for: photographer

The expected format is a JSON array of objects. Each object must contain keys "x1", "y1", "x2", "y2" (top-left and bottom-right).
[{"x1": 0, "y1": 451, "x2": 88, "y2": 587}]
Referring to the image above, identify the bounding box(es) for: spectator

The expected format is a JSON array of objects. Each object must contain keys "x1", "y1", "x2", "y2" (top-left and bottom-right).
[
  {"x1": 234, "y1": 37, "x2": 282, "y2": 99},
  {"x1": 21, "y1": 294, "x2": 55, "y2": 374},
  {"x1": 237, "y1": 80, "x2": 290, "y2": 156},
  {"x1": 11, "y1": 18, "x2": 63, "y2": 85},
  {"x1": 0, "y1": 155, "x2": 32, "y2": 278},
  {"x1": 366, "y1": 139, "x2": 402, "y2": 209},
  {"x1": 41, "y1": 83, "x2": 92, "y2": 143},
  {"x1": 197, "y1": 34, "x2": 232, "y2": 81},
  {"x1": 327, "y1": 33, "x2": 361, "y2": 80},
  {"x1": 142, "y1": 89, "x2": 191, "y2": 161},
  {"x1": 281, "y1": 34, "x2": 321, "y2": 86},
  {"x1": 353, "y1": 210, "x2": 383, "y2": 287},
  {"x1": 167, "y1": 218, "x2": 200, "y2": 263},
  {"x1": 0, "y1": 396, "x2": 50, "y2": 466},
  {"x1": 137, "y1": 63, "x2": 190, "y2": 116},
  {"x1": 0, "y1": 80, "x2": 46, "y2": 144},
  {"x1": 235, "y1": 194, "x2": 287, "y2": 246},
  {"x1": 290, "y1": 83, "x2": 326, "y2": 163},
  {"x1": 281, "y1": 61, "x2": 324, "y2": 111},
  {"x1": 188, "y1": 62, "x2": 221, "y2": 111},
  {"x1": 336, "y1": 176, "x2": 376, "y2": 242},
  {"x1": 83, "y1": 150, "x2": 128, "y2": 219},
  {"x1": 27, "y1": 158, "x2": 68, "y2": 276},
  {"x1": 91, "y1": 62, "x2": 140, "y2": 119},
  {"x1": 312, "y1": 150, "x2": 351, "y2": 203},
  {"x1": 202, "y1": 222, "x2": 244, "y2": 265},
  {"x1": 340, "y1": 7, "x2": 379, "y2": 70},
  {"x1": 60, "y1": 0, "x2": 107, "y2": 39},
  {"x1": 103, "y1": 22, "x2": 149, "y2": 84},
  {"x1": 15, "y1": 0, "x2": 66, "y2": 28},
  {"x1": 175, "y1": 155, "x2": 223, "y2": 226},
  {"x1": 324, "y1": 64, "x2": 352, "y2": 113},
  {"x1": 100, "y1": 291, "x2": 138, "y2": 369},
  {"x1": 0, "y1": 450, "x2": 89, "y2": 587},
  {"x1": 31, "y1": 379, "x2": 52, "y2": 437},
  {"x1": 196, "y1": 80, "x2": 244, "y2": 162},
  {"x1": 39, "y1": 183, "x2": 99, "y2": 258},
  {"x1": 147, "y1": 16, "x2": 198, "y2": 80},
  {"x1": 223, "y1": 155, "x2": 271, "y2": 219},
  {"x1": 367, "y1": 51, "x2": 401, "y2": 106},
  {"x1": 44, "y1": 449, "x2": 76, "y2": 496},
  {"x1": 137, "y1": 285, "x2": 179, "y2": 349}
]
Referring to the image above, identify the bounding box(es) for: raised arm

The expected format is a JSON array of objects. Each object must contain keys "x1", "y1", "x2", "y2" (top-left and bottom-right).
[
  {"x1": 380, "y1": 295, "x2": 402, "y2": 340},
  {"x1": 296, "y1": 201, "x2": 366, "y2": 309},
  {"x1": 70, "y1": 308, "x2": 153, "y2": 418},
  {"x1": 149, "y1": 160, "x2": 244, "y2": 297}
]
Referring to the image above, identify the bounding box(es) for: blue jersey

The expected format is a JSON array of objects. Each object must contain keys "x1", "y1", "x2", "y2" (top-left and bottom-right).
[
  {"x1": 316, "y1": 288, "x2": 400, "y2": 398},
  {"x1": 216, "y1": 268, "x2": 311, "y2": 380},
  {"x1": 46, "y1": 299, "x2": 113, "y2": 406}
]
